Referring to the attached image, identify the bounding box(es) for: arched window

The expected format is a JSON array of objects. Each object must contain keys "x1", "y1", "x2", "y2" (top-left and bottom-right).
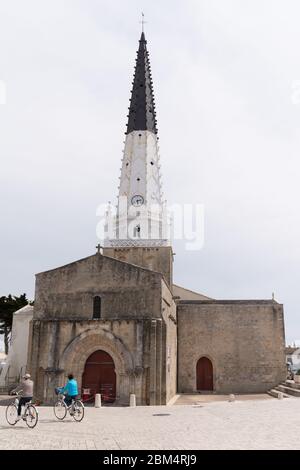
[
  {"x1": 134, "y1": 225, "x2": 141, "y2": 238},
  {"x1": 93, "y1": 296, "x2": 101, "y2": 319}
]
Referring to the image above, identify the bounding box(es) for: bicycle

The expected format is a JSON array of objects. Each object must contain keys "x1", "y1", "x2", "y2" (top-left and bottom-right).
[
  {"x1": 6, "y1": 391, "x2": 38, "y2": 428},
  {"x1": 53, "y1": 391, "x2": 84, "y2": 422}
]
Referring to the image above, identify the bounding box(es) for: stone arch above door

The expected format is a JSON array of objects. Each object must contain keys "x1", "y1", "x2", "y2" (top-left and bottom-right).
[{"x1": 59, "y1": 328, "x2": 134, "y2": 404}]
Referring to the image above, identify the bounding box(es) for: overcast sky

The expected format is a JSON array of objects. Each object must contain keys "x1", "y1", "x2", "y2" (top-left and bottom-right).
[{"x1": 0, "y1": 0, "x2": 300, "y2": 348}]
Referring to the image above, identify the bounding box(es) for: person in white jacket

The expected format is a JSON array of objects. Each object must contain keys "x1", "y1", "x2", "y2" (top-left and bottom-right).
[{"x1": 12, "y1": 373, "x2": 34, "y2": 421}]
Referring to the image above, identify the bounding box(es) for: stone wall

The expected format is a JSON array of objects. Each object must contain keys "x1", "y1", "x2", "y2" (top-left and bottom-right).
[
  {"x1": 0, "y1": 305, "x2": 33, "y2": 386},
  {"x1": 177, "y1": 300, "x2": 286, "y2": 394},
  {"x1": 34, "y1": 254, "x2": 162, "y2": 321},
  {"x1": 103, "y1": 247, "x2": 173, "y2": 286},
  {"x1": 29, "y1": 253, "x2": 176, "y2": 405},
  {"x1": 29, "y1": 319, "x2": 165, "y2": 405}
]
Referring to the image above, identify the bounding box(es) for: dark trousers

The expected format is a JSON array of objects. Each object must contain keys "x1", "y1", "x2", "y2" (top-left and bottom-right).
[
  {"x1": 65, "y1": 395, "x2": 77, "y2": 407},
  {"x1": 18, "y1": 397, "x2": 32, "y2": 416}
]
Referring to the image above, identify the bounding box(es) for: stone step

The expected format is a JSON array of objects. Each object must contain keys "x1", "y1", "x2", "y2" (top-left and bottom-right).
[
  {"x1": 267, "y1": 389, "x2": 290, "y2": 399},
  {"x1": 283, "y1": 380, "x2": 300, "y2": 390},
  {"x1": 276, "y1": 384, "x2": 300, "y2": 397}
]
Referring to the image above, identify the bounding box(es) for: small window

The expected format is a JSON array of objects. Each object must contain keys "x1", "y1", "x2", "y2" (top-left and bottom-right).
[
  {"x1": 134, "y1": 225, "x2": 141, "y2": 238},
  {"x1": 150, "y1": 161, "x2": 154, "y2": 165},
  {"x1": 93, "y1": 296, "x2": 101, "y2": 319}
]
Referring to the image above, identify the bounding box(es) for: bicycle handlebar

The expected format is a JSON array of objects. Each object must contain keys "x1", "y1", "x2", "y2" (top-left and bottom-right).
[{"x1": 11, "y1": 390, "x2": 23, "y2": 396}]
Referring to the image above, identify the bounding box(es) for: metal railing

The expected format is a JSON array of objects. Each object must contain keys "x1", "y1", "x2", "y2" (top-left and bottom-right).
[{"x1": 4, "y1": 365, "x2": 23, "y2": 387}]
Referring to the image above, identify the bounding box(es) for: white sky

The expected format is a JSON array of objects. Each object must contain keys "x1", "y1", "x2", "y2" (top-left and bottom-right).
[{"x1": 0, "y1": 0, "x2": 300, "y2": 347}]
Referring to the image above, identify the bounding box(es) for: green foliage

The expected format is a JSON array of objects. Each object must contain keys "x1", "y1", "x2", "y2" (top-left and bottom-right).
[
  {"x1": 0, "y1": 294, "x2": 30, "y2": 354},
  {"x1": 296, "y1": 369, "x2": 300, "y2": 376}
]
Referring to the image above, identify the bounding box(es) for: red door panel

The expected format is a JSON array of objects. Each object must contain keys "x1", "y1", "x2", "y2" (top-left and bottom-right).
[
  {"x1": 82, "y1": 350, "x2": 116, "y2": 403},
  {"x1": 196, "y1": 357, "x2": 213, "y2": 391}
]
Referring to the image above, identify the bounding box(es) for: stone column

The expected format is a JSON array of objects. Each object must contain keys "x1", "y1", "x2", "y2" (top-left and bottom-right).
[
  {"x1": 161, "y1": 320, "x2": 167, "y2": 404},
  {"x1": 118, "y1": 372, "x2": 130, "y2": 406},
  {"x1": 134, "y1": 321, "x2": 144, "y2": 405},
  {"x1": 28, "y1": 321, "x2": 40, "y2": 388},
  {"x1": 149, "y1": 320, "x2": 157, "y2": 405},
  {"x1": 26, "y1": 319, "x2": 34, "y2": 375},
  {"x1": 155, "y1": 319, "x2": 162, "y2": 405}
]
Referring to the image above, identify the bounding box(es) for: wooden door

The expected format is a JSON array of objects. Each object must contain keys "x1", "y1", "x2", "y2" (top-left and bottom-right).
[
  {"x1": 82, "y1": 350, "x2": 116, "y2": 403},
  {"x1": 196, "y1": 357, "x2": 213, "y2": 391}
]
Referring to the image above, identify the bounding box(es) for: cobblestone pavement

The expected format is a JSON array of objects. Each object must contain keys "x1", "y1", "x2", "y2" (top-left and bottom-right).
[
  {"x1": 173, "y1": 393, "x2": 272, "y2": 405},
  {"x1": 0, "y1": 397, "x2": 299, "y2": 450}
]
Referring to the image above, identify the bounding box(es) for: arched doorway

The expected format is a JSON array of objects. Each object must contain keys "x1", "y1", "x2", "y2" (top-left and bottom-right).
[
  {"x1": 196, "y1": 357, "x2": 213, "y2": 391},
  {"x1": 82, "y1": 350, "x2": 116, "y2": 403}
]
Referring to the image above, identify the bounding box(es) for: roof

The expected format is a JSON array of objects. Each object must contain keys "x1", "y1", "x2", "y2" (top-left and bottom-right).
[
  {"x1": 126, "y1": 32, "x2": 158, "y2": 134},
  {"x1": 13, "y1": 304, "x2": 34, "y2": 316},
  {"x1": 37, "y1": 252, "x2": 163, "y2": 277},
  {"x1": 172, "y1": 284, "x2": 213, "y2": 301},
  {"x1": 178, "y1": 299, "x2": 280, "y2": 305},
  {"x1": 285, "y1": 347, "x2": 299, "y2": 355}
]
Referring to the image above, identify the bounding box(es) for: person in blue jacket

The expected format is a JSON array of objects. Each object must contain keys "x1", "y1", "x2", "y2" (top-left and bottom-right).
[{"x1": 60, "y1": 374, "x2": 78, "y2": 407}]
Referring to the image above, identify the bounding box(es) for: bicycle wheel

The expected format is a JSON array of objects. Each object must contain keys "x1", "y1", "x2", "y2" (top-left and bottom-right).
[
  {"x1": 5, "y1": 403, "x2": 18, "y2": 425},
  {"x1": 25, "y1": 404, "x2": 38, "y2": 428},
  {"x1": 54, "y1": 400, "x2": 67, "y2": 420},
  {"x1": 72, "y1": 400, "x2": 84, "y2": 422}
]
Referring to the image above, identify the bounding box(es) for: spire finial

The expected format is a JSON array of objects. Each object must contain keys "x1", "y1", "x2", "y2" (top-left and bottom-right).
[{"x1": 140, "y1": 12, "x2": 147, "y2": 33}]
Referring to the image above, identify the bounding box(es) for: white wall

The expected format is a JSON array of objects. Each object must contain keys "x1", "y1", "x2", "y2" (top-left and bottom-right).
[{"x1": 0, "y1": 305, "x2": 33, "y2": 386}]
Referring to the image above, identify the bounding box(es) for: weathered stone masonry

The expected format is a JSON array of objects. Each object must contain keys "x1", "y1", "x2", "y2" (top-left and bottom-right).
[
  {"x1": 177, "y1": 300, "x2": 286, "y2": 394},
  {"x1": 28, "y1": 253, "x2": 177, "y2": 405}
]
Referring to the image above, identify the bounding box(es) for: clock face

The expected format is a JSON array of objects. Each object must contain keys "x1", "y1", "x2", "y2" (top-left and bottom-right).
[{"x1": 131, "y1": 195, "x2": 144, "y2": 207}]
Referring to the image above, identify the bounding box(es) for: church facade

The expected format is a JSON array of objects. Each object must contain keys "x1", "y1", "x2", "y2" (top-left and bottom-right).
[{"x1": 28, "y1": 32, "x2": 286, "y2": 405}]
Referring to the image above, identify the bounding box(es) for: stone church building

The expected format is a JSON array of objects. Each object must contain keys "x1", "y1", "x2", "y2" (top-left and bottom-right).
[{"x1": 27, "y1": 32, "x2": 286, "y2": 405}]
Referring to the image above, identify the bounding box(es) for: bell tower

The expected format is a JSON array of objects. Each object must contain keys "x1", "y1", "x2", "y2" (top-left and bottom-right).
[{"x1": 103, "y1": 31, "x2": 173, "y2": 285}]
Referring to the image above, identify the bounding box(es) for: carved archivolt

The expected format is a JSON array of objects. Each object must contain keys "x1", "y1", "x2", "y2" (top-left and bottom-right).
[{"x1": 59, "y1": 327, "x2": 134, "y2": 376}]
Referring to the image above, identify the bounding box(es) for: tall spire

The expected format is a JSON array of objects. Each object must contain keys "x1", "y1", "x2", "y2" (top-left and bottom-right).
[
  {"x1": 104, "y1": 31, "x2": 170, "y2": 248},
  {"x1": 126, "y1": 32, "x2": 158, "y2": 135}
]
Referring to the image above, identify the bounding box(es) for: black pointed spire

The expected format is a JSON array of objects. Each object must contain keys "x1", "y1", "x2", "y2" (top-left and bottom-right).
[{"x1": 126, "y1": 32, "x2": 158, "y2": 135}]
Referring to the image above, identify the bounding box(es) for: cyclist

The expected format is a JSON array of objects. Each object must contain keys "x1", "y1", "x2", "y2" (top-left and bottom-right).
[
  {"x1": 60, "y1": 374, "x2": 78, "y2": 410},
  {"x1": 11, "y1": 373, "x2": 34, "y2": 421}
]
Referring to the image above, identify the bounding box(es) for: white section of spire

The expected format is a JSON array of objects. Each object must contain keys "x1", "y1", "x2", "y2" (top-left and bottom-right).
[
  {"x1": 104, "y1": 130, "x2": 170, "y2": 247},
  {"x1": 119, "y1": 131, "x2": 162, "y2": 206}
]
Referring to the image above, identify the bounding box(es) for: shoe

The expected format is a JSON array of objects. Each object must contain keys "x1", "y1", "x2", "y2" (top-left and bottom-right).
[{"x1": 15, "y1": 416, "x2": 21, "y2": 422}]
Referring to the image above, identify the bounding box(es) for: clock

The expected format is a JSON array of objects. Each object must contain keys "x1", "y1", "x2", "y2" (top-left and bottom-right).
[{"x1": 131, "y1": 195, "x2": 144, "y2": 207}]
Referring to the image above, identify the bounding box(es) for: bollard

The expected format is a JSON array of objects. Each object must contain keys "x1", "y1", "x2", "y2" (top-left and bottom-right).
[
  {"x1": 277, "y1": 392, "x2": 283, "y2": 400},
  {"x1": 130, "y1": 394, "x2": 136, "y2": 407},
  {"x1": 95, "y1": 393, "x2": 101, "y2": 408},
  {"x1": 228, "y1": 394, "x2": 235, "y2": 402}
]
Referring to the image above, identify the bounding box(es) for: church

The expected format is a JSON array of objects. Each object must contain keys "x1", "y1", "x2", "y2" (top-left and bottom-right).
[{"x1": 27, "y1": 31, "x2": 286, "y2": 405}]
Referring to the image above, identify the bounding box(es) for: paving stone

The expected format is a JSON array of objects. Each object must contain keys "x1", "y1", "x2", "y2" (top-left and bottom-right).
[{"x1": 0, "y1": 398, "x2": 300, "y2": 450}]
